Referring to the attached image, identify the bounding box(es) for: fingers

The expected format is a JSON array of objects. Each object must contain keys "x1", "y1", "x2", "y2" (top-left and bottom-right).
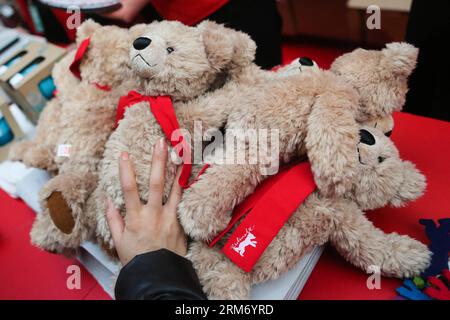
[
  {"x1": 147, "y1": 138, "x2": 168, "y2": 207},
  {"x1": 167, "y1": 166, "x2": 183, "y2": 211},
  {"x1": 106, "y1": 197, "x2": 124, "y2": 244},
  {"x1": 119, "y1": 151, "x2": 142, "y2": 215}
]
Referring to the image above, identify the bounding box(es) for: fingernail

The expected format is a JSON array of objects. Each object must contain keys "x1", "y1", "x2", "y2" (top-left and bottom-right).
[
  {"x1": 121, "y1": 151, "x2": 129, "y2": 160},
  {"x1": 158, "y1": 138, "x2": 166, "y2": 152}
]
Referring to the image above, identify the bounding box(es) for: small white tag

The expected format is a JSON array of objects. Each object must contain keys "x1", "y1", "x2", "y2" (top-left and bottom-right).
[{"x1": 57, "y1": 144, "x2": 72, "y2": 157}]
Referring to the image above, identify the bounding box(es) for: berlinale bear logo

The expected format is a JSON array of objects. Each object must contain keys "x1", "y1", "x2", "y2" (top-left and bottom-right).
[{"x1": 232, "y1": 227, "x2": 257, "y2": 257}]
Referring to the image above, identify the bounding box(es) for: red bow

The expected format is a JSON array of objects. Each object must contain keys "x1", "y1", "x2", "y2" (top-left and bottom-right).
[
  {"x1": 68, "y1": 37, "x2": 111, "y2": 92},
  {"x1": 116, "y1": 90, "x2": 193, "y2": 188},
  {"x1": 70, "y1": 37, "x2": 91, "y2": 80},
  {"x1": 209, "y1": 162, "x2": 317, "y2": 272}
]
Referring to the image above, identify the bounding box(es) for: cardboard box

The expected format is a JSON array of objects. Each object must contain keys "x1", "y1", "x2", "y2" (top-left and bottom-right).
[
  {"x1": 0, "y1": 27, "x2": 45, "y2": 62},
  {"x1": 0, "y1": 101, "x2": 24, "y2": 141},
  {"x1": 0, "y1": 92, "x2": 13, "y2": 160},
  {"x1": 0, "y1": 41, "x2": 65, "y2": 124}
]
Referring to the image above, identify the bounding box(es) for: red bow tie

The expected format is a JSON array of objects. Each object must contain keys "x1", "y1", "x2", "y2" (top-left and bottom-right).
[{"x1": 115, "y1": 90, "x2": 193, "y2": 188}]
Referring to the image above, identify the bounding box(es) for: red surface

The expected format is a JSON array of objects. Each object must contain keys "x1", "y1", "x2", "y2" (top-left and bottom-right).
[
  {"x1": 0, "y1": 191, "x2": 110, "y2": 300},
  {"x1": 299, "y1": 112, "x2": 450, "y2": 300}
]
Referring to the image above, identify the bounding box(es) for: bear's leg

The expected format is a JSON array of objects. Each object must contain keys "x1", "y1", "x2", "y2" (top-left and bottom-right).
[
  {"x1": 329, "y1": 204, "x2": 431, "y2": 278},
  {"x1": 41, "y1": 171, "x2": 97, "y2": 239},
  {"x1": 306, "y1": 90, "x2": 360, "y2": 197},
  {"x1": 30, "y1": 206, "x2": 82, "y2": 256},
  {"x1": 187, "y1": 241, "x2": 251, "y2": 299},
  {"x1": 23, "y1": 145, "x2": 57, "y2": 171},
  {"x1": 178, "y1": 163, "x2": 264, "y2": 241}
]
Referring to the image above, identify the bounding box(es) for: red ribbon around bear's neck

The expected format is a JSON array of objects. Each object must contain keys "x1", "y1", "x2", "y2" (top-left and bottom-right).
[
  {"x1": 69, "y1": 37, "x2": 111, "y2": 92},
  {"x1": 115, "y1": 90, "x2": 194, "y2": 188}
]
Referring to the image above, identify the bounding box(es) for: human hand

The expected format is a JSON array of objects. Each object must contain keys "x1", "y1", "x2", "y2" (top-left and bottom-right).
[
  {"x1": 100, "y1": 0, "x2": 150, "y2": 24},
  {"x1": 106, "y1": 138, "x2": 187, "y2": 266}
]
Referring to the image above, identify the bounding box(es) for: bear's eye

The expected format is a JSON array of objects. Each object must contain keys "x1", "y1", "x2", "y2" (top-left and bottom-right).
[
  {"x1": 166, "y1": 47, "x2": 174, "y2": 54},
  {"x1": 378, "y1": 156, "x2": 385, "y2": 163}
]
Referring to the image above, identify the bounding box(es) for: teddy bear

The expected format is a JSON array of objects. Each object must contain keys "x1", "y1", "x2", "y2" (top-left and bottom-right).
[
  {"x1": 93, "y1": 20, "x2": 319, "y2": 253},
  {"x1": 8, "y1": 20, "x2": 147, "y2": 254},
  {"x1": 177, "y1": 42, "x2": 419, "y2": 241},
  {"x1": 186, "y1": 126, "x2": 430, "y2": 299}
]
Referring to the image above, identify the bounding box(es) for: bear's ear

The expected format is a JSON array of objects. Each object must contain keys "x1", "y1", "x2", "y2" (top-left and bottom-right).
[
  {"x1": 381, "y1": 42, "x2": 418, "y2": 77},
  {"x1": 76, "y1": 19, "x2": 101, "y2": 43},
  {"x1": 228, "y1": 29, "x2": 257, "y2": 69},
  {"x1": 390, "y1": 161, "x2": 426, "y2": 207},
  {"x1": 198, "y1": 20, "x2": 255, "y2": 71}
]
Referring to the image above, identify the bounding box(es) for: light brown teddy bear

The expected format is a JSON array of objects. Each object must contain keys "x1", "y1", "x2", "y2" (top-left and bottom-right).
[
  {"x1": 93, "y1": 20, "x2": 312, "y2": 252},
  {"x1": 187, "y1": 126, "x2": 430, "y2": 299},
  {"x1": 177, "y1": 43, "x2": 419, "y2": 241},
  {"x1": 8, "y1": 20, "x2": 146, "y2": 254}
]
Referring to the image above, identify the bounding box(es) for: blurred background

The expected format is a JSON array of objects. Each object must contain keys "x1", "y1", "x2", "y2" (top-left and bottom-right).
[{"x1": 0, "y1": 0, "x2": 448, "y2": 142}]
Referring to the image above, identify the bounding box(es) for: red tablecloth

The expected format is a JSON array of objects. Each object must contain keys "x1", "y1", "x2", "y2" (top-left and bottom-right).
[{"x1": 0, "y1": 112, "x2": 448, "y2": 300}]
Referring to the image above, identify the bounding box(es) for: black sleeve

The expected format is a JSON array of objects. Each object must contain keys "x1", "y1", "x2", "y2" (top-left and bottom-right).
[{"x1": 114, "y1": 249, "x2": 207, "y2": 300}]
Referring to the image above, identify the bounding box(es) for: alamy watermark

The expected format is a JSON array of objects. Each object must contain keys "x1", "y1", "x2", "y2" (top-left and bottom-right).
[
  {"x1": 366, "y1": 265, "x2": 381, "y2": 290},
  {"x1": 66, "y1": 5, "x2": 81, "y2": 30},
  {"x1": 66, "y1": 265, "x2": 81, "y2": 290},
  {"x1": 366, "y1": 5, "x2": 381, "y2": 30},
  {"x1": 169, "y1": 122, "x2": 281, "y2": 176}
]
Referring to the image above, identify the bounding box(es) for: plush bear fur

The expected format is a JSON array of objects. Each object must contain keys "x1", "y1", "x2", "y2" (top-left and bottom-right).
[
  {"x1": 93, "y1": 20, "x2": 313, "y2": 252},
  {"x1": 177, "y1": 43, "x2": 418, "y2": 241},
  {"x1": 8, "y1": 20, "x2": 147, "y2": 254},
  {"x1": 187, "y1": 126, "x2": 430, "y2": 299}
]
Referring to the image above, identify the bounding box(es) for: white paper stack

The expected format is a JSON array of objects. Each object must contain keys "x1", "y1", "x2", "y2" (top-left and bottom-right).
[{"x1": 0, "y1": 162, "x2": 323, "y2": 300}]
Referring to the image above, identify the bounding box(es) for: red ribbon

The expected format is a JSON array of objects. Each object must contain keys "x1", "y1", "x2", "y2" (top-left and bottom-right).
[
  {"x1": 209, "y1": 162, "x2": 317, "y2": 272},
  {"x1": 115, "y1": 90, "x2": 194, "y2": 188},
  {"x1": 93, "y1": 83, "x2": 111, "y2": 92},
  {"x1": 69, "y1": 37, "x2": 91, "y2": 80},
  {"x1": 68, "y1": 37, "x2": 111, "y2": 92}
]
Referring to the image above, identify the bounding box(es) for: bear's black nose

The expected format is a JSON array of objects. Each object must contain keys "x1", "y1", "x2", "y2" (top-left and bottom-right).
[
  {"x1": 133, "y1": 37, "x2": 151, "y2": 50},
  {"x1": 359, "y1": 129, "x2": 376, "y2": 145},
  {"x1": 299, "y1": 57, "x2": 314, "y2": 66}
]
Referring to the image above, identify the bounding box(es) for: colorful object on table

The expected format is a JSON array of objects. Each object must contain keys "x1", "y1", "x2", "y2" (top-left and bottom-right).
[
  {"x1": 0, "y1": 112, "x2": 14, "y2": 146},
  {"x1": 210, "y1": 162, "x2": 317, "y2": 272},
  {"x1": 419, "y1": 218, "x2": 450, "y2": 277},
  {"x1": 395, "y1": 218, "x2": 450, "y2": 300},
  {"x1": 424, "y1": 270, "x2": 450, "y2": 300},
  {"x1": 396, "y1": 279, "x2": 432, "y2": 300},
  {"x1": 413, "y1": 276, "x2": 426, "y2": 289}
]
